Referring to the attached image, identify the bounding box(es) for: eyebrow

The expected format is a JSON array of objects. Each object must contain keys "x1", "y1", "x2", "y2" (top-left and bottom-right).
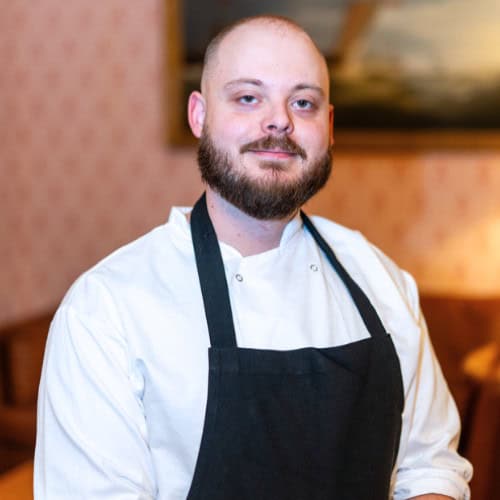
[
  {"x1": 224, "y1": 78, "x2": 263, "y2": 90},
  {"x1": 223, "y1": 79, "x2": 325, "y2": 97},
  {"x1": 292, "y1": 83, "x2": 325, "y2": 97}
]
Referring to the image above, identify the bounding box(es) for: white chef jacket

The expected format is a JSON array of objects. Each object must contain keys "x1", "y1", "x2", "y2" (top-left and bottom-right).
[{"x1": 35, "y1": 207, "x2": 472, "y2": 500}]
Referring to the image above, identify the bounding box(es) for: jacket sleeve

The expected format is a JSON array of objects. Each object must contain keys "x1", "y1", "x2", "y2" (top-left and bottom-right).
[
  {"x1": 34, "y1": 276, "x2": 157, "y2": 499},
  {"x1": 391, "y1": 271, "x2": 473, "y2": 500}
]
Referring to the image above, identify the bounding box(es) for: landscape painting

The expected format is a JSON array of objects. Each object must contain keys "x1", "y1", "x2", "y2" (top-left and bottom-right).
[{"x1": 167, "y1": 0, "x2": 500, "y2": 147}]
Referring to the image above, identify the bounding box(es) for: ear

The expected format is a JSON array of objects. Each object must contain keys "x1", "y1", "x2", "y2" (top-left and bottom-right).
[
  {"x1": 329, "y1": 104, "x2": 335, "y2": 146},
  {"x1": 188, "y1": 91, "x2": 206, "y2": 138}
]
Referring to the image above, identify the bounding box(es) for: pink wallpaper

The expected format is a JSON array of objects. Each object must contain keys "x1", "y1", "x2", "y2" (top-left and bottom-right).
[
  {"x1": 307, "y1": 153, "x2": 500, "y2": 296},
  {"x1": 1, "y1": 1, "x2": 500, "y2": 326}
]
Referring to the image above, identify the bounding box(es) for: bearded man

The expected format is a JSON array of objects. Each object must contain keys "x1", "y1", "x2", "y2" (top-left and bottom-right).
[{"x1": 35, "y1": 15, "x2": 472, "y2": 500}]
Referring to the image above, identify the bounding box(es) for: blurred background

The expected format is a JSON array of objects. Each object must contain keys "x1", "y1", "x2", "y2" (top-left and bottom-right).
[{"x1": 0, "y1": 0, "x2": 499, "y2": 498}]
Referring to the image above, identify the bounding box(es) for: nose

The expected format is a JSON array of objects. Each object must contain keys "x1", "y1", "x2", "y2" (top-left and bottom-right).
[{"x1": 261, "y1": 103, "x2": 294, "y2": 135}]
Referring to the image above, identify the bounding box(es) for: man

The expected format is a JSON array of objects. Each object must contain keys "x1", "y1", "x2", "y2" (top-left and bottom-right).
[{"x1": 35, "y1": 15, "x2": 472, "y2": 499}]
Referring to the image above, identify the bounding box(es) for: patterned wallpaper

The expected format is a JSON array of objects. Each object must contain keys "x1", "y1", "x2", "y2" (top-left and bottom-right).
[
  {"x1": 1, "y1": 0, "x2": 500, "y2": 326},
  {"x1": 307, "y1": 153, "x2": 500, "y2": 296}
]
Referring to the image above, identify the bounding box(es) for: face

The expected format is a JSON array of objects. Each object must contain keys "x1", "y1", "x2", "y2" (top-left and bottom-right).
[{"x1": 188, "y1": 21, "x2": 334, "y2": 219}]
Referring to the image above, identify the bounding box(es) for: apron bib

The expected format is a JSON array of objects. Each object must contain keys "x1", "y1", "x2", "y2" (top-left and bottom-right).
[{"x1": 186, "y1": 193, "x2": 404, "y2": 500}]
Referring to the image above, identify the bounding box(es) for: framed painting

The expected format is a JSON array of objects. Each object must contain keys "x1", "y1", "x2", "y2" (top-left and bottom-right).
[{"x1": 165, "y1": 0, "x2": 500, "y2": 149}]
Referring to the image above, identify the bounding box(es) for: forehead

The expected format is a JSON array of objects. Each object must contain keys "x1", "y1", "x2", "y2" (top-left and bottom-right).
[{"x1": 208, "y1": 22, "x2": 329, "y2": 94}]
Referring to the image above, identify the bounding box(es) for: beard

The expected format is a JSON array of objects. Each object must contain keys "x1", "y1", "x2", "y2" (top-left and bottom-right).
[{"x1": 197, "y1": 128, "x2": 332, "y2": 220}]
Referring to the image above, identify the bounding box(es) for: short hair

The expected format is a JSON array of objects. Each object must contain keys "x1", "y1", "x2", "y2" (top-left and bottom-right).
[{"x1": 200, "y1": 15, "x2": 324, "y2": 92}]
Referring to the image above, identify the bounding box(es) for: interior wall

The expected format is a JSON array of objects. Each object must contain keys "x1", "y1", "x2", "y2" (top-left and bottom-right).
[
  {"x1": 307, "y1": 152, "x2": 500, "y2": 296},
  {"x1": 1, "y1": 0, "x2": 499, "y2": 326}
]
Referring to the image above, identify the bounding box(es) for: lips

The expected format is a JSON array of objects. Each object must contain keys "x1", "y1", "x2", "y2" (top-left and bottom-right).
[{"x1": 250, "y1": 149, "x2": 296, "y2": 157}]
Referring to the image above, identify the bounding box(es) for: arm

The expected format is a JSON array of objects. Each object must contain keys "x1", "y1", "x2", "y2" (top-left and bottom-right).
[
  {"x1": 35, "y1": 280, "x2": 156, "y2": 499},
  {"x1": 356, "y1": 245, "x2": 475, "y2": 500},
  {"x1": 390, "y1": 272, "x2": 472, "y2": 500}
]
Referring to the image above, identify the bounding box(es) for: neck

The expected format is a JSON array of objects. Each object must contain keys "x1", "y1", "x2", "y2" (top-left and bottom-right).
[{"x1": 202, "y1": 188, "x2": 296, "y2": 257}]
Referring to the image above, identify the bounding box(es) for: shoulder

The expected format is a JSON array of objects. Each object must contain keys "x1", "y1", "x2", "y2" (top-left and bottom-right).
[{"x1": 59, "y1": 207, "x2": 195, "y2": 327}]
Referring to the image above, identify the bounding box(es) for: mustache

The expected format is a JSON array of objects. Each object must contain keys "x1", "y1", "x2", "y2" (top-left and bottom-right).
[{"x1": 239, "y1": 136, "x2": 307, "y2": 159}]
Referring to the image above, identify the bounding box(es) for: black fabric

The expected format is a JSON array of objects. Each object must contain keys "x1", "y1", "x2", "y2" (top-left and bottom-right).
[
  {"x1": 191, "y1": 193, "x2": 236, "y2": 348},
  {"x1": 187, "y1": 194, "x2": 404, "y2": 500}
]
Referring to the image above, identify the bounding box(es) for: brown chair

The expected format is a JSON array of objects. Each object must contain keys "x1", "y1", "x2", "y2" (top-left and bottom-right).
[
  {"x1": 462, "y1": 342, "x2": 500, "y2": 500},
  {"x1": 420, "y1": 295, "x2": 500, "y2": 500},
  {"x1": 0, "y1": 313, "x2": 52, "y2": 473}
]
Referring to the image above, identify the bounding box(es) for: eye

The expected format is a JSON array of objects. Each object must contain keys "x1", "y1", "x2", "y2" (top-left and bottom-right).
[
  {"x1": 238, "y1": 95, "x2": 258, "y2": 105},
  {"x1": 293, "y1": 99, "x2": 314, "y2": 110}
]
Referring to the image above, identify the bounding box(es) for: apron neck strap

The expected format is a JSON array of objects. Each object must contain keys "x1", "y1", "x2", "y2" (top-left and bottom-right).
[
  {"x1": 191, "y1": 193, "x2": 237, "y2": 348},
  {"x1": 300, "y1": 211, "x2": 387, "y2": 338}
]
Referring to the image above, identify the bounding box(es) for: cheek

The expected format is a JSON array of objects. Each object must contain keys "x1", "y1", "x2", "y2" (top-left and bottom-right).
[
  {"x1": 210, "y1": 115, "x2": 257, "y2": 147},
  {"x1": 297, "y1": 121, "x2": 330, "y2": 152}
]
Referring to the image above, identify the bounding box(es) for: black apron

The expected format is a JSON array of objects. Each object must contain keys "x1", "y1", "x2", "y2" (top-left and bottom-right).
[{"x1": 186, "y1": 193, "x2": 404, "y2": 500}]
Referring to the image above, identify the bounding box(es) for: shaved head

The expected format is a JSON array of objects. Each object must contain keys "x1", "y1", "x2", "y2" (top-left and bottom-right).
[{"x1": 200, "y1": 15, "x2": 329, "y2": 95}]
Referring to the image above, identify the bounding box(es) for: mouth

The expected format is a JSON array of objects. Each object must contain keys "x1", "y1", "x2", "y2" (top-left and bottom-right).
[{"x1": 248, "y1": 149, "x2": 297, "y2": 160}]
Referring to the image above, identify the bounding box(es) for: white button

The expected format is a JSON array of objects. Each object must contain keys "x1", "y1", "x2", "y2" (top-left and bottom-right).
[
  {"x1": 235, "y1": 273, "x2": 244, "y2": 282},
  {"x1": 310, "y1": 264, "x2": 318, "y2": 272}
]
